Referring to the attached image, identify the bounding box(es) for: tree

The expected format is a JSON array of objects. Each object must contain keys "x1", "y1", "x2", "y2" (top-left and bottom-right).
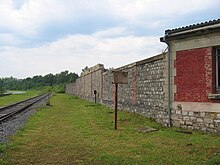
[
  {"x1": 0, "y1": 79, "x2": 6, "y2": 94},
  {"x1": 0, "y1": 70, "x2": 79, "y2": 92}
]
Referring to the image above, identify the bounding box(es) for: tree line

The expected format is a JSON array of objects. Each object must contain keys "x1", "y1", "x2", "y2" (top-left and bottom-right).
[{"x1": 0, "y1": 71, "x2": 78, "y2": 94}]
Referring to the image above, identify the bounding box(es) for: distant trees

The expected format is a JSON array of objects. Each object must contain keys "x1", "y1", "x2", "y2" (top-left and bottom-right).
[
  {"x1": 0, "y1": 80, "x2": 6, "y2": 95},
  {"x1": 0, "y1": 71, "x2": 79, "y2": 93}
]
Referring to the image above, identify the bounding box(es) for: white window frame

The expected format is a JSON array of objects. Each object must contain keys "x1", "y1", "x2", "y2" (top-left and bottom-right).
[{"x1": 216, "y1": 48, "x2": 220, "y2": 92}]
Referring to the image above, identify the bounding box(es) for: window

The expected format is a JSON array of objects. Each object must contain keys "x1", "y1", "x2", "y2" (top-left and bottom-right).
[{"x1": 216, "y1": 48, "x2": 220, "y2": 91}]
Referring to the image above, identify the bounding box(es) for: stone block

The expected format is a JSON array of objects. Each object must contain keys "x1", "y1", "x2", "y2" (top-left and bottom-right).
[
  {"x1": 190, "y1": 117, "x2": 197, "y2": 121},
  {"x1": 180, "y1": 120, "x2": 186, "y2": 125},
  {"x1": 173, "y1": 121, "x2": 180, "y2": 127},
  {"x1": 214, "y1": 120, "x2": 220, "y2": 127},
  {"x1": 197, "y1": 118, "x2": 204, "y2": 122},
  {"x1": 205, "y1": 123, "x2": 210, "y2": 127},
  {"x1": 189, "y1": 112, "x2": 194, "y2": 116},
  {"x1": 172, "y1": 115, "x2": 179, "y2": 120},
  {"x1": 204, "y1": 118, "x2": 213, "y2": 124},
  {"x1": 181, "y1": 125, "x2": 187, "y2": 129},
  {"x1": 176, "y1": 110, "x2": 182, "y2": 115},
  {"x1": 182, "y1": 111, "x2": 189, "y2": 116},
  {"x1": 186, "y1": 121, "x2": 193, "y2": 126},
  {"x1": 183, "y1": 116, "x2": 190, "y2": 121},
  {"x1": 200, "y1": 112, "x2": 206, "y2": 117},
  {"x1": 211, "y1": 113, "x2": 217, "y2": 119}
]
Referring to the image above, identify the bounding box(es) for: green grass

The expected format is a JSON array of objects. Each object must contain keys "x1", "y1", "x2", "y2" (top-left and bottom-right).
[
  {"x1": 0, "y1": 91, "x2": 41, "y2": 107},
  {"x1": 1, "y1": 94, "x2": 220, "y2": 164}
]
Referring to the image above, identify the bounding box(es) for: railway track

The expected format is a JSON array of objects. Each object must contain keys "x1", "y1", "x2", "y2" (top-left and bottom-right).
[{"x1": 0, "y1": 93, "x2": 51, "y2": 123}]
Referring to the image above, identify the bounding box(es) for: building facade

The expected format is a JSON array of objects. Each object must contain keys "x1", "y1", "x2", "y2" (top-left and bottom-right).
[
  {"x1": 67, "y1": 19, "x2": 220, "y2": 132},
  {"x1": 160, "y1": 19, "x2": 220, "y2": 132}
]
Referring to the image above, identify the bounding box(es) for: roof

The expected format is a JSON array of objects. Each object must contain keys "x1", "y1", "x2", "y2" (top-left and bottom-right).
[
  {"x1": 165, "y1": 19, "x2": 220, "y2": 34},
  {"x1": 160, "y1": 19, "x2": 220, "y2": 42}
]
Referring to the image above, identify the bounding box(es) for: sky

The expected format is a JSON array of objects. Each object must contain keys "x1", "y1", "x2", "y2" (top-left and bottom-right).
[{"x1": 0, "y1": 0, "x2": 220, "y2": 78}]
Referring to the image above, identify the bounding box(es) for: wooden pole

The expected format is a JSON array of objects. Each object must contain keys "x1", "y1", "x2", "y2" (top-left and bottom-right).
[{"x1": 114, "y1": 83, "x2": 118, "y2": 129}]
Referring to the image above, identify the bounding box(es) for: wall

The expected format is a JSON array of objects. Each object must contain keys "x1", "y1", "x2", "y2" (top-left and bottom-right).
[
  {"x1": 66, "y1": 53, "x2": 168, "y2": 125},
  {"x1": 174, "y1": 47, "x2": 214, "y2": 102},
  {"x1": 66, "y1": 28, "x2": 220, "y2": 133},
  {"x1": 170, "y1": 31, "x2": 220, "y2": 132},
  {"x1": 66, "y1": 64, "x2": 104, "y2": 103}
]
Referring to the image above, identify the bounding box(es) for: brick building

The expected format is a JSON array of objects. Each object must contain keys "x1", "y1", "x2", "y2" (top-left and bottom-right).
[
  {"x1": 67, "y1": 19, "x2": 220, "y2": 132},
  {"x1": 160, "y1": 19, "x2": 220, "y2": 132}
]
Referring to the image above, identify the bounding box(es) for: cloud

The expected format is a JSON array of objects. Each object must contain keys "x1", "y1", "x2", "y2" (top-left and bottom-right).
[
  {"x1": 0, "y1": 31, "x2": 165, "y2": 78},
  {"x1": 0, "y1": 0, "x2": 219, "y2": 78},
  {"x1": 1, "y1": 0, "x2": 219, "y2": 38},
  {"x1": 0, "y1": 33, "x2": 26, "y2": 46},
  {"x1": 0, "y1": 0, "x2": 76, "y2": 37}
]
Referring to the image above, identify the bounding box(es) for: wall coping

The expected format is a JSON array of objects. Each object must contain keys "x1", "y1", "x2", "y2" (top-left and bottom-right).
[
  {"x1": 81, "y1": 64, "x2": 105, "y2": 76},
  {"x1": 113, "y1": 53, "x2": 166, "y2": 71},
  {"x1": 80, "y1": 53, "x2": 166, "y2": 76}
]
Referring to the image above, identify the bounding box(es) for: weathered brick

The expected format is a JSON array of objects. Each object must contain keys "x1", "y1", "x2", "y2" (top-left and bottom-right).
[{"x1": 175, "y1": 48, "x2": 213, "y2": 102}]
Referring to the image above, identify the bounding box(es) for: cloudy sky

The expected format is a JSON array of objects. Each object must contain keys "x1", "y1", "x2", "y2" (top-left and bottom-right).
[{"x1": 1, "y1": 0, "x2": 220, "y2": 78}]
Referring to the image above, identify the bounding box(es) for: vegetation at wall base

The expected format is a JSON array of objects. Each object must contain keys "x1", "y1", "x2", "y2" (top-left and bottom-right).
[{"x1": 1, "y1": 94, "x2": 220, "y2": 164}]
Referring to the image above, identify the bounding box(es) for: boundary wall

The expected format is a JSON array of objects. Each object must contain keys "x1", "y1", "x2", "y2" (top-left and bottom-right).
[{"x1": 66, "y1": 53, "x2": 169, "y2": 125}]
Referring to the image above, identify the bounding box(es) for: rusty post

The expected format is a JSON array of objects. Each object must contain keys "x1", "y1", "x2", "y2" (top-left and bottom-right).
[
  {"x1": 114, "y1": 83, "x2": 118, "y2": 129},
  {"x1": 112, "y1": 71, "x2": 128, "y2": 130}
]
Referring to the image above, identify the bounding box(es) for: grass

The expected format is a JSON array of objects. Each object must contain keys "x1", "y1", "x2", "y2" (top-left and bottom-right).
[
  {"x1": 1, "y1": 94, "x2": 220, "y2": 164},
  {"x1": 0, "y1": 91, "x2": 41, "y2": 107}
]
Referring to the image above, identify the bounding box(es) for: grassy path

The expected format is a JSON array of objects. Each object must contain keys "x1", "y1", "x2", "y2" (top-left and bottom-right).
[{"x1": 1, "y1": 94, "x2": 220, "y2": 164}]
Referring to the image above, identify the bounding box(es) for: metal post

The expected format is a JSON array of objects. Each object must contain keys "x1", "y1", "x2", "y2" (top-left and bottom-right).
[{"x1": 114, "y1": 83, "x2": 118, "y2": 130}]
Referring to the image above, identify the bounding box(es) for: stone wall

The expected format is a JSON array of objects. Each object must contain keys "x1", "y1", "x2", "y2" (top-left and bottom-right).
[
  {"x1": 172, "y1": 109, "x2": 220, "y2": 133},
  {"x1": 66, "y1": 50, "x2": 220, "y2": 132},
  {"x1": 66, "y1": 53, "x2": 168, "y2": 125}
]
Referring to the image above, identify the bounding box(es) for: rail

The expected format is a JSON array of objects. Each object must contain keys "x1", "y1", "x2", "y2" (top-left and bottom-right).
[{"x1": 0, "y1": 93, "x2": 51, "y2": 123}]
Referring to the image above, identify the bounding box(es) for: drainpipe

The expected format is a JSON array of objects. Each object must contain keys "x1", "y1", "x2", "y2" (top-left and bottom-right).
[
  {"x1": 167, "y1": 43, "x2": 172, "y2": 127},
  {"x1": 161, "y1": 35, "x2": 172, "y2": 127}
]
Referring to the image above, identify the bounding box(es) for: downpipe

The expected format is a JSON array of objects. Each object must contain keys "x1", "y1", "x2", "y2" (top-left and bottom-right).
[
  {"x1": 167, "y1": 43, "x2": 172, "y2": 127},
  {"x1": 161, "y1": 36, "x2": 172, "y2": 127}
]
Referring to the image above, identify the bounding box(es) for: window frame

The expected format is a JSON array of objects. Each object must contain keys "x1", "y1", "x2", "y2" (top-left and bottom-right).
[{"x1": 216, "y1": 48, "x2": 220, "y2": 92}]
